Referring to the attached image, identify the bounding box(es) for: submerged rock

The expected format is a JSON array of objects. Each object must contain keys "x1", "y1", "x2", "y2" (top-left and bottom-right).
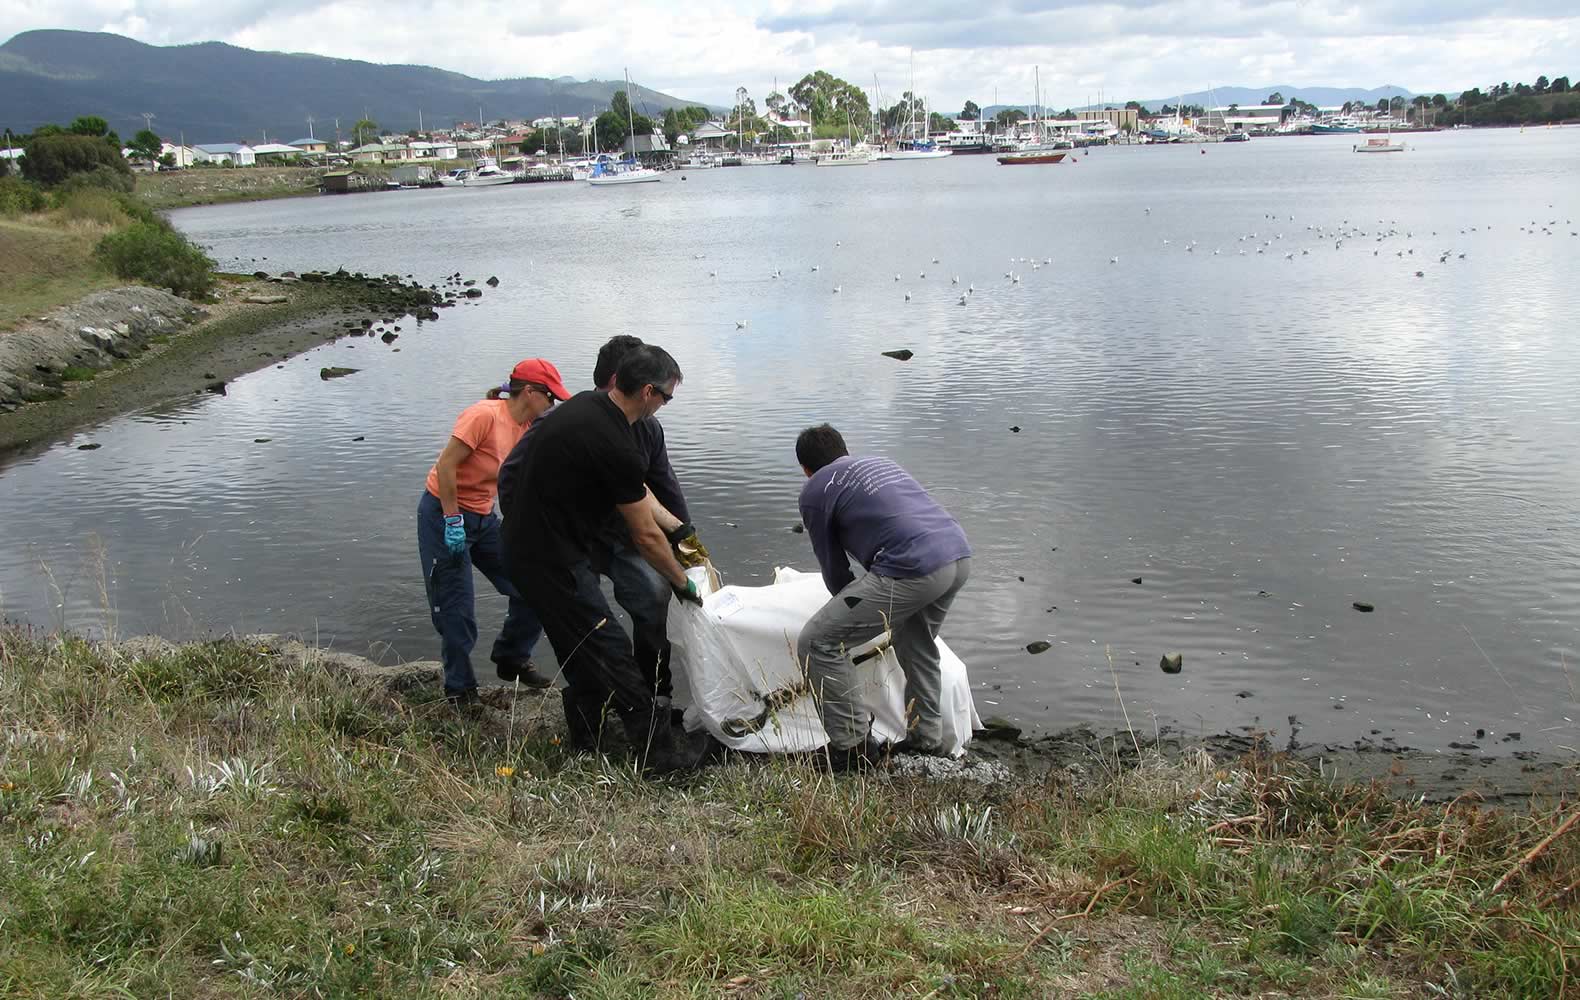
[
  {"x1": 880, "y1": 349, "x2": 914, "y2": 361},
  {"x1": 1352, "y1": 601, "x2": 1375, "y2": 613},
  {"x1": 1159, "y1": 652, "x2": 1184, "y2": 674},
  {"x1": 1026, "y1": 640, "x2": 1051, "y2": 655},
  {"x1": 485, "y1": 276, "x2": 500, "y2": 287},
  {"x1": 977, "y1": 716, "x2": 1023, "y2": 741},
  {"x1": 319, "y1": 367, "x2": 359, "y2": 380}
]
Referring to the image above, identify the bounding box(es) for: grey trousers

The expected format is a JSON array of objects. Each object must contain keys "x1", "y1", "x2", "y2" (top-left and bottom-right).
[{"x1": 797, "y1": 558, "x2": 971, "y2": 750}]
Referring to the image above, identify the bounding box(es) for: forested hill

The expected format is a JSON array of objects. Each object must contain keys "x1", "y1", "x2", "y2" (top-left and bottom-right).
[{"x1": 0, "y1": 30, "x2": 705, "y2": 142}]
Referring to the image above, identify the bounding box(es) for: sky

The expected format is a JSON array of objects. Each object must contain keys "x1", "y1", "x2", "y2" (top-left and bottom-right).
[{"x1": 3, "y1": 1, "x2": 1576, "y2": 112}]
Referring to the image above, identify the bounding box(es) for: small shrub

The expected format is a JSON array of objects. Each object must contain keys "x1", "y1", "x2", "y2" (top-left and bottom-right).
[
  {"x1": 0, "y1": 175, "x2": 47, "y2": 215},
  {"x1": 57, "y1": 188, "x2": 129, "y2": 227},
  {"x1": 60, "y1": 365, "x2": 97, "y2": 382},
  {"x1": 94, "y1": 221, "x2": 214, "y2": 298},
  {"x1": 54, "y1": 165, "x2": 135, "y2": 196}
]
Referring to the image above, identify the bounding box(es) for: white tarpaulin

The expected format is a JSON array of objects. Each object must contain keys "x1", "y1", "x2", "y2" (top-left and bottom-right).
[{"x1": 667, "y1": 566, "x2": 980, "y2": 756}]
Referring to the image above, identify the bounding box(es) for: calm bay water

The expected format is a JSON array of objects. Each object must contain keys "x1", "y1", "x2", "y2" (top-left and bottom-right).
[{"x1": 4, "y1": 129, "x2": 1579, "y2": 751}]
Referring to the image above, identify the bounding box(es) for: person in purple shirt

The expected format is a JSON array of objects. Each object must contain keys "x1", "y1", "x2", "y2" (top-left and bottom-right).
[{"x1": 795, "y1": 424, "x2": 973, "y2": 771}]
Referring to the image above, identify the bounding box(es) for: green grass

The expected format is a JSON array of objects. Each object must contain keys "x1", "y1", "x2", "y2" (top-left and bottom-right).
[
  {"x1": 0, "y1": 630, "x2": 1574, "y2": 998},
  {"x1": 0, "y1": 217, "x2": 120, "y2": 331}
]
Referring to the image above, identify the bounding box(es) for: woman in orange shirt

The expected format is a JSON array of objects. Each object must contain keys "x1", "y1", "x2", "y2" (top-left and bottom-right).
[{"x1": 419, "y1": 358, "x2": 570, "y2": 706}]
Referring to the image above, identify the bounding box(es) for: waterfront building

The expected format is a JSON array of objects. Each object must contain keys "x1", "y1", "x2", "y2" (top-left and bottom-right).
[{"x1": 192, "y1": 143, "x2": 256, "y2": 166}]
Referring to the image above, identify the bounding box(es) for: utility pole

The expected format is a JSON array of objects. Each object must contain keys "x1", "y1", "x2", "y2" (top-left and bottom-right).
[
  {"x1": 307, "y1": 115, "x2": 315, "y2": 140},
  {"x1": 140, "y1": 111, "x2": 156, "y2": 136}
]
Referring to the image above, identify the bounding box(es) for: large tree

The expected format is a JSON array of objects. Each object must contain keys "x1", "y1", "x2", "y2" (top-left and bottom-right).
[
  {"x1": 20, "y1": 133, "x2": 130, "y2": 186},
  {"x1": 960, "y1": 100, "x2": 980, "y2": 120},
  {"x1": 1265, "y1": 92, "x2": 1285, "y2": 105},
  {"x1": 129, "y1": 128, "x2": 163, "y2": 163},
  {"x1": 789, "y1": 71, "x2": 872, "y2": 128},
  {"x1": 351, "y1": 118, "x2": 379, "y2": 146}
]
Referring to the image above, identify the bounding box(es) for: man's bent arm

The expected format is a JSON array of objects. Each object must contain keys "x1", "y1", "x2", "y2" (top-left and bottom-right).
[{"x1": 618, "y1": 499, "x2": 689, "y2": 587}]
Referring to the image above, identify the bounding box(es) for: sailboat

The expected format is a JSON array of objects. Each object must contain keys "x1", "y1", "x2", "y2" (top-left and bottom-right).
[
  {"x1": 589, "y1": 70, "x2": 663, "y2": 185},
  {"x1": 1355, "y1": 95, "x2": 1406, "y2": 152},
  {"x1": 998, "y1": 66, "x2": 1068, "y2": 164},
  {"x1": 885, "y1": 53, "x2": 952, "y2": 160}
]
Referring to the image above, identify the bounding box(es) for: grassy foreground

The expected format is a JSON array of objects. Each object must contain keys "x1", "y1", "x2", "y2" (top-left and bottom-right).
[
  {"x1": 0, "y1": 631, "x2": 1575, "y2": 998},
  {"x1": 134, "y1": 166, "x2": 333, "y2": 212}
]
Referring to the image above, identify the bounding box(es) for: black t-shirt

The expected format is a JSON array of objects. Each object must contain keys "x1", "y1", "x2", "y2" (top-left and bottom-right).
[{"x1": 500, "y1": 390, "x2": 646, "y2": 569}]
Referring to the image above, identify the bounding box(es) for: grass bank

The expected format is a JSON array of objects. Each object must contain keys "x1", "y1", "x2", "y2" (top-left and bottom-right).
[
  {"x1": 0, "y1": 631, "x2": 1574, "y2": 997},
  {"x1": 134, "y1": 166, "x2": 336, "y2": 212},
  {"x1": 0, "y1": 214, "x2": 123, "y2": 332}
]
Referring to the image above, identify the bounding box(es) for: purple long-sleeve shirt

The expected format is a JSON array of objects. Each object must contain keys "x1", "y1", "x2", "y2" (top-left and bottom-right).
[{"x1": 798, "y1": 455, "x2": 972, "y2": 595}]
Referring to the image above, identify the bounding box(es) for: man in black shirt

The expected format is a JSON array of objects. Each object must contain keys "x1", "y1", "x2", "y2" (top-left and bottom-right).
[
  {"x1": 500, "y1": 345, "x2": 708, "y2": 773},
  {"x1": 498, "y1": 336, "x2": 700, "y2": 724}
]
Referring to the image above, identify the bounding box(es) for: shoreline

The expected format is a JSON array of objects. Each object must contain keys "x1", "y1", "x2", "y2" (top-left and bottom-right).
[{"x1": 0, "y1": 270, "x2": 444, "y2": 462}]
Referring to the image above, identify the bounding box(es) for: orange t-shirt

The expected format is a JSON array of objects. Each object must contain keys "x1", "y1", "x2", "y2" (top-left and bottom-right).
[{"x1": 424, "y1": 399, "x2": 530, "y2": 514}]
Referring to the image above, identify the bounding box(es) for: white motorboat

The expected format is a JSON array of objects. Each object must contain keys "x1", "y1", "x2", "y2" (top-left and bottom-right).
[
  {"x1": 437, "y1": 168, "x2": 468, "y2": 187},
  {"x1": 587, "y1": 155, "x2": 662, "y2": 185},
  {"x1": 885, "y1": 142, "x2": 953, "y2": 160},
  {"x1": 462, "y1": 158, "x2": 517, "y2": 186},
  {"x1": 814, "y1": 145, "x2": 875, "y2": 166}
]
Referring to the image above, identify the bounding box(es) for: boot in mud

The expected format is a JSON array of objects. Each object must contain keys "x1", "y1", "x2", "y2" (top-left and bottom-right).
[{"x1": 623, "y1": 704, "x2": 712, "y2": 776}]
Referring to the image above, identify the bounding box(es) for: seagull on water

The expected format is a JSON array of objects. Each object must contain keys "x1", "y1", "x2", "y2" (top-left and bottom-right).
[
  {"x1": 951, "y1": 275, "x2": 960, "y2": 284},
  {"x1": 735, "y1": 320, "x2": 747, "y2": 329},
  {"x1": 958, "y1": 294, "x2": 967, "y2": 305},
  {"x1": 904, "y1": 291, "x2": 912, "y2": 301},
  {"x1": 832, "y1": 285, "x2": 841, "y2": 293},
  {"x1": 811, "y1": 264, "x2": 819, "y2": 272},
  {"x1": 1109, "y1": 256, "x2": 1119, "y2": 264}
]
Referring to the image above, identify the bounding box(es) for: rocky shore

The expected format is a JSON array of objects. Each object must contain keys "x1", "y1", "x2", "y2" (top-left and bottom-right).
[{"x1": 0, "y1": 269, "x2": 449, "y2": 459}]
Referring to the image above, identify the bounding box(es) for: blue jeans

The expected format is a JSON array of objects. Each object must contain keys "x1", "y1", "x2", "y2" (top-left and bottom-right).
[
  {"x1": 589, "y1": 531, "x2": 674, "y2": 697},
  {"x1": 417, "y1": 491, "x2": 542, "y2": 695}
]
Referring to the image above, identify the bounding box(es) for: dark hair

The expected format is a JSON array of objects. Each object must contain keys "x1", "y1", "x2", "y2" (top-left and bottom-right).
[
  {"x1": 593, "y1": 334, "x2": 644, "y2": 388},
  {"x1": 613, "y1": 344, "x2": 682, "y2": 396},
  {"x1": 795, "y1": 424, "x2": 848, "y2": 473},
  {"x1": 485, "y1": 379, "x2": 525, "y2": 401}
]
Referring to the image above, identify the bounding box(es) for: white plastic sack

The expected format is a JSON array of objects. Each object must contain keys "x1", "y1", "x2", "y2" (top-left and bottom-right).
[{"x1": 667, "y1": 566, "x2": 981, "y2": 756}]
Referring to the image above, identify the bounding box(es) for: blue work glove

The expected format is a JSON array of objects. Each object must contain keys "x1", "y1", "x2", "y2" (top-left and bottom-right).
[
  {"x1": 672, "y1": 578, "x2": 704, "y2": 607},
  {"x1": 443, "y1": 514, "x2": 467, "y2": 555}
]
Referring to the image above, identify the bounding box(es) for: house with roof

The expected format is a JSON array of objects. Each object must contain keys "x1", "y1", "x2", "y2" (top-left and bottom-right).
[
  {"x1": 288, "y1": 137, "x2": 328, "y2": 155},
  {"x1": 348, "y1": 143, "x2": 411, "y2": 163},
  {"x1": 764, "y1": 114, "x2": 813, "y2": 141},
  {"x1": 252, "y1": 142, "x2": 307, "y2": 163},
  {"x1": 193, "y1": 143, "x2": 256, "y2": 166},
  {"x1": 408, "y1": 140, "x2": 459, "y2": 160},
  {"x1": 159, "y1": 142, "x2": 196, "y2": 168},
  {"x1": 623, "y1": 133, "x2": 673, "y2": 165},
  {"x1": 689, "y1": 120, "x2": 735, "y2": 148}
]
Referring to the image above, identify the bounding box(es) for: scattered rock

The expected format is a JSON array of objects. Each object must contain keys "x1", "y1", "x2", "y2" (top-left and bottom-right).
[
  {"x1": 252, "y1": 270, "x2": 269, "y2": 280},
  {"x1": 1235, "y1": 690, "x2": 1253, "y2": 698},
  {"x1": 1025, "y1": 640, "x2": 1051, "y2": 655},
  {"x1": 485, "y1": 276, "x2": 499, "y2": 287},
  {"x1": 76, "y1": 443, "x2": 101, "y2": 450},
  {"x1": 1448, "y1": 741, "x2": 1479, "y2": 750},
  {"x1": 880, "y1": 349, "x2": 914, "y2": 361},
  {"x1": 1009, "y1": 425, "x2": 1021, "y2": 433},
  {"x1": 204, "y1": 381, "x2": 227, "y2": 394},
  {"x1": 1352, "y1": 601, "x2": 1375, "y2": 613},
  {"x1": 1131, "y1": 577, "x2": 1143, "y2": 584},
  {"x1": 463, "y1": 288, "x2": 483, "y2": 298},
  {"x1": 351, "y1": 436, "x2": 365, "y2": 442},
  {"x1": 319, "y1": 367, "x2": 359, "y2": 380},
  {"x1": 790, "y1": 524, "x2": 805, "y2": 534},
  {"x1": 1159, "y1": 652, "x2": 1184, "y2": 674},
  {"x1": 253, "y1": 438, "x2": 271, "y2": 443},
  {"x1": 243, "y1": 294, "x2": 288, "y2": 305},
  {"x1": 977, "y1": 716, "x2": 1023, "y2": 741},
  {"x1": 380, "y1": 332, "x2": 398, "y2": 344}
]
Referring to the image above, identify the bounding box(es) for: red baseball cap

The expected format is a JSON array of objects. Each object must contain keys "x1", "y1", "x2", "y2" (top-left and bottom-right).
[{"x1": 510, "y1": 358, "x2": 570, "y2": 400}]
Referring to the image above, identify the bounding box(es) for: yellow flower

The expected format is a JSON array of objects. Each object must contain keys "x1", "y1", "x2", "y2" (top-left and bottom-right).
[
  {"x1": 495, "y1": 766, "x2": 515, "y2": 778},
  {"x1": 549, "y1": 736, "x2": 562, "y2": 746},
  {"x1": 344, "y1": 943, "x2": 356, "y2": 956},
  {"x1": 0, "y1": 781, "x2": 14, "y2": 792}
]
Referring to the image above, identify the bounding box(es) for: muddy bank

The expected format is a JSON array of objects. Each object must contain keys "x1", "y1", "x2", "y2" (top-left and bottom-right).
[
  {"x1": 969, "y1": 720, "x2": 1580, "y2": 808},
  {"x1": 0, "y1": 270, "x2": 447, "y2": 461},
  {"x1": 113, "y1": 630, "x2": 1580, "y2": 809}
]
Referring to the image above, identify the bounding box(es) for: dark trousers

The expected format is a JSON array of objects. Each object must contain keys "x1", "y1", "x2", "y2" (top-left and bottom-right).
[
  {"x1": 516, "y1": 558, "x2": 660, "y2": 719},
  {"x1": 589, "y1": 532, "x2": 674, "y2": 697},
  {"x1": 417, "y1": 491, "x2": 542, "y2": 695}
]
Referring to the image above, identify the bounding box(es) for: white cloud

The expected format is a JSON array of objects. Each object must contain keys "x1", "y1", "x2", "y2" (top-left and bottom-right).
[{"x1": 3, "y1": 0, "x2": 1576, "y2": 109}]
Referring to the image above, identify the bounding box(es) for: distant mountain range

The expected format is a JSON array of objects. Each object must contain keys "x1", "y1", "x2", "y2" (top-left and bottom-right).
[
  {"x1": 0, "y1": 30, "x2": 712, "y2": 142},
  {"x1": 978, "y1": 85, "x2": 1427, "y2": 119}
]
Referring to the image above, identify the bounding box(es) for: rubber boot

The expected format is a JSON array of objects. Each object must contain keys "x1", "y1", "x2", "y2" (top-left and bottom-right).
[{"x1": 622, "y1": 703, "x2": 711, "y2": 776}]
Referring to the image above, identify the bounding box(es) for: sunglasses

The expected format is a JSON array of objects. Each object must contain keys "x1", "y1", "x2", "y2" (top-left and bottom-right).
[{"x1": 648, "y1": 384, "x2": 674, "y2": 403}]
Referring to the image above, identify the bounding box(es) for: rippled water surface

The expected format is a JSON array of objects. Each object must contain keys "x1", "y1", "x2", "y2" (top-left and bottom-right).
[{"x1": 5, "y1": 129, "x2": 1579, "y2": 751}]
